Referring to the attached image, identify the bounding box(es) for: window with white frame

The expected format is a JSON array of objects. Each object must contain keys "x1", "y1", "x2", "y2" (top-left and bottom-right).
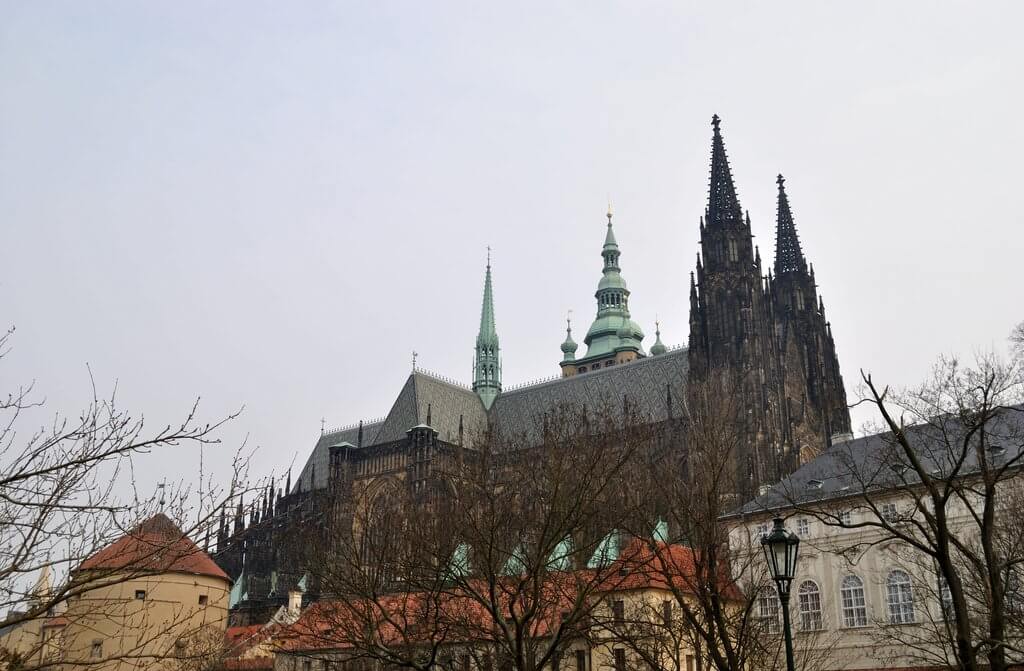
[
  {"x1": 757, "y1": 587, "x2": 781, "y2": 634},
  {"x1": 796, "y1": 518, "x2": 810, "y2": 538},
  {"x1": 938, "y1": 575, "x2": 953, "y2": 619},
  {"x1": 756, "y1": 523, "x2": 769, "y2": 540},
  {"x1": 881, "y1": 503, "x2": 899, "y2": 523},
  {"x1": 797, "y1": 580, "x2": 823, "y2": 630},
  {"x1": 886, "y1": 570, "x2": 916, "y2": 624},
  {"x1": 840, "y1": 575, "x2": 868, "y2": 627}
]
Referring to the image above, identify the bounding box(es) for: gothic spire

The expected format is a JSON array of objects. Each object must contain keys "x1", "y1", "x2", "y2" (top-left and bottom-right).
[
  {"x1": 773, "y1": 174, "x2": 808, "y2": 275},
  {"x1": 472, "y1": 250, "x2": 501, "y2": 409},
  {"x1": 706, "y1": 115, "x2": 744, "y2": 229}
]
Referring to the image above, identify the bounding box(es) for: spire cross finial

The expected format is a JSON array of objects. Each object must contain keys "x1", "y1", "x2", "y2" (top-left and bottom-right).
[
  {"x1": 606, "y1": 200, "x2": 613, "y2": 224},
  {"x1": 777, "y1": 173, "x2": 785, "y2": 187},
  {"x1": 412, "y1": 351, "x2": 418, "y2": 370},
  {"x1": 711, "y1": 114, "x2": 721, "y2": 130},
  {"x1": 486, "y1": 245, "x2": 491, "y2": 268},
  {"x1": 320, "y1": 417, "x2": 325, "y2": 435},
  {"x1": 566, "y1": 309, "x2": 573, "y2": 332}
]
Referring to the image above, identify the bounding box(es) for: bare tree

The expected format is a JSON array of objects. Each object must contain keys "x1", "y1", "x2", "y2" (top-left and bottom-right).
[
  {"x1": 292, "y1": 402, "x2": 660, "y2": 671},
  {"x1": 622, "y1": 373, "x2": 831, "y2": 671},
  {"x1": 777, "y1": 348, "x2": 1024, "y2": 671},
  {"x1": 0, "y1": 326, "x2": 254, "y2": 670}
]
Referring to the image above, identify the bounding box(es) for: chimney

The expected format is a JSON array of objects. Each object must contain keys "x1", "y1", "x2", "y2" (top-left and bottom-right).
[
  {"x1": 831, "y1": 432, "x2": 855, "y2": 445},
  {"x1": 288, "y1": 590, "x2": 302, "y2": 616}
]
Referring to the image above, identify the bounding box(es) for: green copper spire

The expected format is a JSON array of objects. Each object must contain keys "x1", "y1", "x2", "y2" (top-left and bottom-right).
[
  {"x1": 473, "y1": 249, "x2": 501, "y2": 409},
  {"x1": 582, "y1": 207, "x2": 645, "y2": 361}
]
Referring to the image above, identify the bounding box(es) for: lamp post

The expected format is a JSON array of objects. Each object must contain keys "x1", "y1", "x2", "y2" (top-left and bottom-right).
[{"x1": 762, "y1": 517, "x2": 800, "y2": 671}]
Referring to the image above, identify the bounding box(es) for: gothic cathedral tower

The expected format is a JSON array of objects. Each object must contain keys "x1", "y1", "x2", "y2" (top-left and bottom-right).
[{"x1": 688, "y1": 116, "x2": 851, "y2": 493}]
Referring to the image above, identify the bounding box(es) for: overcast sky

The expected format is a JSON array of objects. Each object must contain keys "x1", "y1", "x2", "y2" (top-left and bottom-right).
[{"x1": 2, "y1": 2, "x2": 1022, "y2": 495}]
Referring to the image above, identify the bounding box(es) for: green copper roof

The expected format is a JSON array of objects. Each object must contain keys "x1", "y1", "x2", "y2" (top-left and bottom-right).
[
  {"x1": 581, "y1": 210, "x2": 645, "y2": 361},
  {"x1": 473, "y1": 253, "x2": 501, "y2": 409},
  {"x1": 650, "y1": 321, "x2": 667, "y2": 356},
  {"x1": 560, "y1": 318, "x2": 578, "y2": 361}
]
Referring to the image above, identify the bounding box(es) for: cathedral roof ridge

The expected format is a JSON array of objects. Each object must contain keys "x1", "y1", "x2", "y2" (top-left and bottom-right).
[
  {"x1": 412, "y1": 367, "x2": 473, "y2": 390},
  {"x1": 503, "y1": 344, "x2": 687, "y2": 395},
  {"x1": 323, "y1": 417, "x2": 386, "y2": 438}
]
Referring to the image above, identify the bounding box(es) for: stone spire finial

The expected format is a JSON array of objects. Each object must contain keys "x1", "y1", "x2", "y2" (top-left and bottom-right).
[
  {"x1": 706, "y1": 115, "x2": 744, "y2": 230},
  {"x1": 773, "y1": 173, "x2": 808, "y2": 276}
]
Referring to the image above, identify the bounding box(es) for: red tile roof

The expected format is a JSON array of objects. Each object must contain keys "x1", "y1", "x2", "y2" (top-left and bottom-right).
[
  {"x1": 78, "y1": 513, "x2": 229, "y2": 581},
  {"x1": 276, "y1": 540, "x2": 742, "y2": 654}
]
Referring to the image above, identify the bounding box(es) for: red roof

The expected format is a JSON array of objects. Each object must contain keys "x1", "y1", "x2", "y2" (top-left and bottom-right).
[
  {"x1": 78, "y1": 513, "x2": 229, "y2": 581},
  {"x1": 276, "y1": 540, "x2": 743, "y2": 654}
]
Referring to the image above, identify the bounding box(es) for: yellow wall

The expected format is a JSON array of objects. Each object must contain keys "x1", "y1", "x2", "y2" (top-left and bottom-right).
[{"x1": 59, "y1": 571, "x2": 230, "y2": 671}]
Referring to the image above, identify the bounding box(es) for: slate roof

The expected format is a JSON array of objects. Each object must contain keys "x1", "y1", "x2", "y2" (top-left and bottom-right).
[
  {"x1": 294, "y1": 420, "x2": 385, "y2": 492},
  {"x1": 294, "y1": 347, "x2": 688, "y2": 492},
  {"x1": 490, "y1": 347, "x2": 688, "y2": 445},
  {"x1": 734, "y1": 404, "x2": 1024, "y2": 517}
]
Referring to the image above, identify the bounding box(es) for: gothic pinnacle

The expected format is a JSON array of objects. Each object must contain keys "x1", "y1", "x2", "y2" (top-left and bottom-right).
[
  {"x1": 774, "y1": 173, "x2": 808, "y2": 276},
  {"x1": 706, "y1": 115, "x2": 743, "y2": 229}
]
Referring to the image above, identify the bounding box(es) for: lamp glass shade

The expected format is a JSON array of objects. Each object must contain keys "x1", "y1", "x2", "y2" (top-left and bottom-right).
[{"x1": 761, "y1": 518, "x2": 800, "y2": 592}]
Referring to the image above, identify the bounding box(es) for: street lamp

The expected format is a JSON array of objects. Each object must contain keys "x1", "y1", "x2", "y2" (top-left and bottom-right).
[{"x1": 762, "y1": 517, "x2": 800, "y2": 671}]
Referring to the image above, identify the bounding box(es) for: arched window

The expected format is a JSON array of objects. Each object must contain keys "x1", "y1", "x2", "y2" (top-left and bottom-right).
[
  {"x1": 797, "y1": 580, "x2": 823, "y2": 630},
  {"x1": 757, "y1": 587, "x2": 781, "y2": 633},
  {"x1": 887, "y1": 570, "x2": 916, "y2": 624},
  {"x1": 840, "y1": 575, "x2": 868, "y2": 627},
  {"x1": 727, "y1": 238, "x2": 738, "y2": 263}
]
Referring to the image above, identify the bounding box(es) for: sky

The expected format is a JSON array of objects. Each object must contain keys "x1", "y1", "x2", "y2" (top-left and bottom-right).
[{"x1": 2, "y1": 2, "x2": 1022, "y2": 496}]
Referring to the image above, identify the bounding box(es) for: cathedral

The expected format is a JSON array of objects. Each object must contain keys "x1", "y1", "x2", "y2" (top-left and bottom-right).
[{"x1": 214, "y1": 116, "x2": 851, "y2": 624}]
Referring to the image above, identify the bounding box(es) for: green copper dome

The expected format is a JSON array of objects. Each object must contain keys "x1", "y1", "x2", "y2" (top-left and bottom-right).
[
  {"x1": 650, "y1": 321, "x2": 667, "y2": 356},
  {"x1": 560, "y1": 318, "x2": 578, "y2": 362},
  {"x1": 581, "y1": 209, "x2": 645, "y2": 361}
]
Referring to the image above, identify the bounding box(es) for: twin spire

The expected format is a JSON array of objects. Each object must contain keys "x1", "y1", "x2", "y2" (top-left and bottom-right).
[{"x1": 703, "y1": 115, "x2": 811, "y2": 278}]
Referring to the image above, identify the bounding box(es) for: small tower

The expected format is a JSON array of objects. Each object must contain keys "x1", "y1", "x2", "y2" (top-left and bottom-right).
[
  {"x1": 472, "y1": 250, "x2": 501, "y2": 409},
  {"x1": 559, "y1": 316, "x2": 579, "y2": 377},
  {"x1": 650, "y1": 320, "x2": 667, "y2": 356},
  {"x1": 568, "y1": 206, "x2": 645, "y2": 375}
]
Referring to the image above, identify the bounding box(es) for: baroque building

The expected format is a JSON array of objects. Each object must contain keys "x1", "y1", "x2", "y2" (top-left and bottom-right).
[{"x1": 214, "y1": 116, "x2": 851, "y2": 624}]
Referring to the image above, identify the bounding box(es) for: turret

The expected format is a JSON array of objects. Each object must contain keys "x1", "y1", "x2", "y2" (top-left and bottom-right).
[
  {"x1": 559, "y1": 317, "x2": 579, "y2": 377},
  {"x1": 650, "y1": 321, "x2": 667, "y2": 356},
  {"x1": 472, "y1": 250, "x2": 501, "y2": 409},
  {"x1": 570, "y1": 206, "x2": 645, "y2": 374}
]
